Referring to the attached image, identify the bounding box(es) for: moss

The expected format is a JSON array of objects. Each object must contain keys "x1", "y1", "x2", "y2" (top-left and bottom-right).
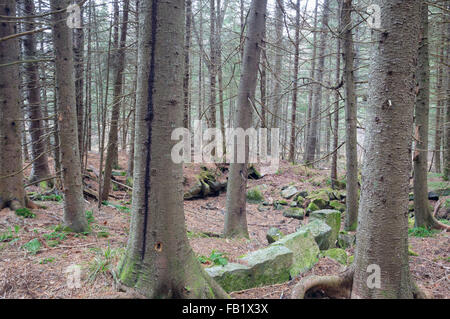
[
  {"x1": 307, "y1": 202, "x2": 320, "y2": 214},
  {"x1": 347, "y1": 255, "x2": 354, "y2": 265},
  {"x1": 246, "y1": 187, "x2": 264, "y2": 204},
  {"x1": 329, "y1": 200, "x2": 346, "y2": 213},
  {"x1": 320, "y1": 248, "x2": 347, "y2": 265}
]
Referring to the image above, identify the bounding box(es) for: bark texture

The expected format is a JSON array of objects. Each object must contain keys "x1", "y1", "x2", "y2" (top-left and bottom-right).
[
  {"x1": 51, "y1": 0, "x2": 88, "y2": 232},
  {"x1": 117, "y1": 0, "x2": 228, "y2": 299},
  {"x1": 224, "y1": 0, "x2": 267, "y2": 238},
  {"x1": 352, "y1": 0, "x2": 421, "y2": 299},
  {"x1": 0, "y1": 0, "x2": 26, "y2": 210}
]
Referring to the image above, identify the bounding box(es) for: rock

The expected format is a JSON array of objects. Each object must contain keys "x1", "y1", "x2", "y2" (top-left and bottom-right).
[
  {"x1": 321, "y1": 248, "x2": 347, "y2": 265},
  {"x1": 409, "y1": 192, "x2": 414, "y2": 201},
  {"x1": 281, "y1": 186, "x2": 299, "y2": 199},
  {"x1": 309, "y1": 209, "x2": 341, "y2": 246},
  {"x1": 283, "y1": 207, "x2": 305, "y2": 220},
  {"x1": 240, "y1": 246, "x2": 293, "y2": 287},
  {"x1": 300, "y1": 219, "x2": 333, "y2": 250},
  {"x1": 290, "y1": 201, "x2": 298, "y2": 207},
  {"x1": 257, "y1": 205, "x2": 270, "y2": 213},
  {"x1": 329, "y1": 200, "x2": 346, "y2": 213},
  {"x1": 306, "y1": 202, "x2": 320, "y2": 214},
  {"x1": 298, "y1": 191, "x2": 309, "y2": 198},
  {"x1": 272, "y1": 229, "x2": 320, "y2": 277},
  {"x1": 337, "y1": 232, "x2": 356, "y2": 249},
  {"x1": 184, "y1": 180, "x2": 203, "y2": 200},
  {"x1": 428, "y1": 191, "x2": 439, "y2": 201},
  {"x1": 266, "y1": 227, "x2": 284, "y2": 244},
  {"x1": 262, "y1": 201, "x2": 271, "y2": 206},
  {"x1": 273, "y1": 200, "x2": 288, "y2": 210},
  {"x1": 246, "y1": 187, "x2": 264, "y2": 204},
  {"x1": 248, "y1": 165, "x2": 262, "y2": 180},
  {"x1": 296, "y1": 195, "x2": 305, "y2": 207},
  {"x1": 205, "y1": 263, "x2": 252, "y2": 293}
]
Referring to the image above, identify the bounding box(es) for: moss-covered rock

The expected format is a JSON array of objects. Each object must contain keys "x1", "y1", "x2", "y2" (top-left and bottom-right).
[
  {"x1": 240, "y1": 245, "x2": 293, "y2": 287},
  {"x1": 281, "y1": 186, "x2": 299, "y2": 199},
  {"x1": 266, "y1": 227, "x2": 284, "y2": 244},
  {"x1": 296, "y1": 195, "x2": 305, "y2": 207},
  {"x1": 329, "y1": 200, "x2": 346, "y2": 213},
  {"x1": 283, "y1": 207, "x2": 305, "y2": 220},
  {"x1": 246, "y1": 187, "x2": 264, "y2": 204},
  {"x1": 320, "y1": 248, "x2": 347, "y2": 265},
  {"x1": 205, "y1": 263, "x2": 252, "y2": 293},
  {"x1": 309, "y1": 209, "x2": 341, "y2": 247},
  {"x1": 306, "y1": 201, "x2": 320, "y2": 214},
  {"x1": 272, "y1": 229, "x2": 320, "y2": 277},
  {"x1": 337, "y1": 232, "x2": 356, "y2": 249},
  {"x1": 300, "y1": 219, "x2": 333, "y2": 250}
]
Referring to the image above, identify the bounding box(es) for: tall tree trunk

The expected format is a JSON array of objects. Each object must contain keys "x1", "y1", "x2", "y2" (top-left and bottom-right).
[
  {"x1": 183, "y1": 0, "x2": 192, "y2": 129},
  {"x1": 23, "y1": 0, "x2": 52, "y2": 185},
  {"x1": 101, "y1": 0, "x2": 130, "y2": 201},
  {"x1": 289, "y1": 0, "x2": 301, "y2": 163},
  {"x1": 304, "y1": 0, "x2": 330, "y2": 166},
  {"x1": 331, "y1": 1, "x2": 342, "y2": 189},
  {"x1": 444, "y1": 5, "x2": 450, "y2": 181},
  {"x1": 271, "y1": 0, "x2": 283, "y2": 130},
  {"x1": 50, "y1": 0, "x2": 88, "y2": 232},
  {"x1": 208, "y1": 0, "x2": 217, "y2": 129},
  {"x1": 74, "y1": 5, "x2": 84, "y2": 162},
  {"x1": 116, "y1": 0, "x2": 228, "y2": 299},
  {"x1": 352, "y1": 0, "x2": 422, "y2": 299},
  {"x1": 342, "y1": 0, "x2": 358, "y2": 230},
  {"x1": 224, "y1": 0, "x2": 267, "y2": 238},
  {"x1": 0, "y1": 0, "x2": 26, "y2": 211},
  {"x1": 413, "y1": 2, "x2": 441, "y2": 229}
]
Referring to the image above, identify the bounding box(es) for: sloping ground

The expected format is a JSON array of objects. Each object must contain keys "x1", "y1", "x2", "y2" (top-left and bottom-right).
[{"x1": 0, "y1": 152, "x2": 448, "y2": 299}]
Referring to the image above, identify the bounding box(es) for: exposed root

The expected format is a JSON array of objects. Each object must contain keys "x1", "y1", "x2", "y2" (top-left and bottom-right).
[
  {"x1": 432, "y1": 200, "x2": 450, "y2": 231},
  {"x1": 291, "y1": 265, "x2": 355, "y2": 299},
  {"x1": 411, "y1": 280, "x2": 428, "y2": 299}
]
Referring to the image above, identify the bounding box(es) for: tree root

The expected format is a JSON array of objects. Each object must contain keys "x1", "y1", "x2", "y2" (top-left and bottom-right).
[
  {"x1": 431, "y1": 200, "x2": 450, "y2": 231},
  {"x1": 291, "y1": 265, "x2": 355, "y2": 299}
]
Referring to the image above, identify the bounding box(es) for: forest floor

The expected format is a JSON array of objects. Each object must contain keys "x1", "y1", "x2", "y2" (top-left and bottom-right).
[{"x1": 0, "y1": 151, "x2": 448, "y2": 299}]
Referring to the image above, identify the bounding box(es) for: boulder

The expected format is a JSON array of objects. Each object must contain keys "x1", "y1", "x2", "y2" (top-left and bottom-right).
[
  {"x1": 283, "y1": 207, "x2": 305, "y2": 220},
  {"x1": 281, "y1": 186, "x2": 299, "y2": 199},
  {"x1": 321, "y1": 248, "x2": 347, "y2": 265},
  {"x1": 205, "y1": 263, "x2": 252, "y2": 293},
  {"x1": 266, "y1": 227, "x2": 284, "y2": 244},
  {"x1": 309, "y1": 209, "x2": 341, "y2": 246},
  {"x1": 306, "y1": 202, "x2": 320, "y2": 214},
  {"x1": 428, "y1": 191, "x2": 439, "y2": 201},
  {"x1": 300, "y1": 219, "x2": 333, "y2": 250},
  {"x1": 337, "y1": 232, "x2": 356, "y2": 249},
  {"x1": 329, "y1": 200, "x2": 346, "y2": 213},
  {"x1": 272, "y1": 229, "x2": 320, "y2": 277},
  {"x1": 240, "y1": 245, "x2": 293, "y2": 287},
  {"x1": 296, "y1": 195, "x2": 305, "y2": 207}
]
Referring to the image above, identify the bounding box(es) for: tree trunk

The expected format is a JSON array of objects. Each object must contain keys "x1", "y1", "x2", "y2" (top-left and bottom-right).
[
  {"x1": 304, "y1": 0, "x2": 330, "y2": 166},
  {"x1": 183, "y1": 0, "x2": 192, "y2": 129},
  {"x1": 271, "y1": 0, "x2": 283, "y2": 129},
  {"x1": 352, "y1": 0, "x2": 421, "y2": 299},
  {"x1": 74, "y1": 6, "x2": 84, "y2": 162},
  {"x1": 116, "y1": 0, "x2": 228, "y2": 299},
  {"x1": 0, "y1": 0, "x2": 26, "y2": 211},
  {"x1": 101, "y1": 0, "x2": 130, "y2": 201},
  {"x1": 331, "y1": 1, "x2": 342, "y2": 189},
  {"x1": 342, "y1": 0, "x2": 358, "y2": 230},
  {"x1": 23, "y1": 0, "x2": 52, "y2": 185},
  {"x1": 224, "y1": 0, "x2": 267, "y2": 238},
  {"x1": 444, "y1": 5, "x2": 450, "y2": 181},
  {"x1": 50, "y1": 0, "x2": 88, "y2": 232},
  {"x1": 289, "y1": 0, "x2": 301, "y2": 163},
  {"x1": 413, "y1": 2, "x2": 440, "y2": 228}
]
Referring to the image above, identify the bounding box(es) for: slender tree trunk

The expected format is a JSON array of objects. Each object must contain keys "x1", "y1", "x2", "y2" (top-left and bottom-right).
[
  {"x1": 271, "y1": 0, "x2": 283, "y2": 130},
  {"x1": 304, "y1": 0, "x2": 330, "y2": 166},
  {"x1": 50, "y1": 0, "x2": 88, "y2": 232},
  {"x1": 23, "y1": 0, "x2": 52, "y2": 185},
  {"x1": 101, "y1": 0, "x2": 130, "y2": 201},
  {"x1": 444, "y1": 6, "x2": 450, "y2": 181},
  {"x1": 331, "y1": 1, "x2": 342, "y2": 189},
  {"x1": 0, "y1": 0, "x2": 26, "y2": 211},
  {"x1": 224, "y1": 0, "x2": 267, "y2": 238},
  {"x1": 342, "y1": 0, "x2": 358, "y2": 230},
  {"x1": 208, "y1": 0, "x2": 217, "y2": 128},
  {"x1": 74, "y1": 6, "x2": 84, "y2": 162},
  {"x1": 289, "y1": 0, "x2": 301, "y2": 163},
  {"x1": 413, "y1": 2, "x2": 441, "y2": 228},
  {"x1": 183, "y1": 0, "x2": 192, "y2": 129},
  {"x1": 352, "y1": 0, "x2": 421, "y2": 299},
  {"x1": 117, "y1": 0, "x2": 228, "y2": 299}
]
